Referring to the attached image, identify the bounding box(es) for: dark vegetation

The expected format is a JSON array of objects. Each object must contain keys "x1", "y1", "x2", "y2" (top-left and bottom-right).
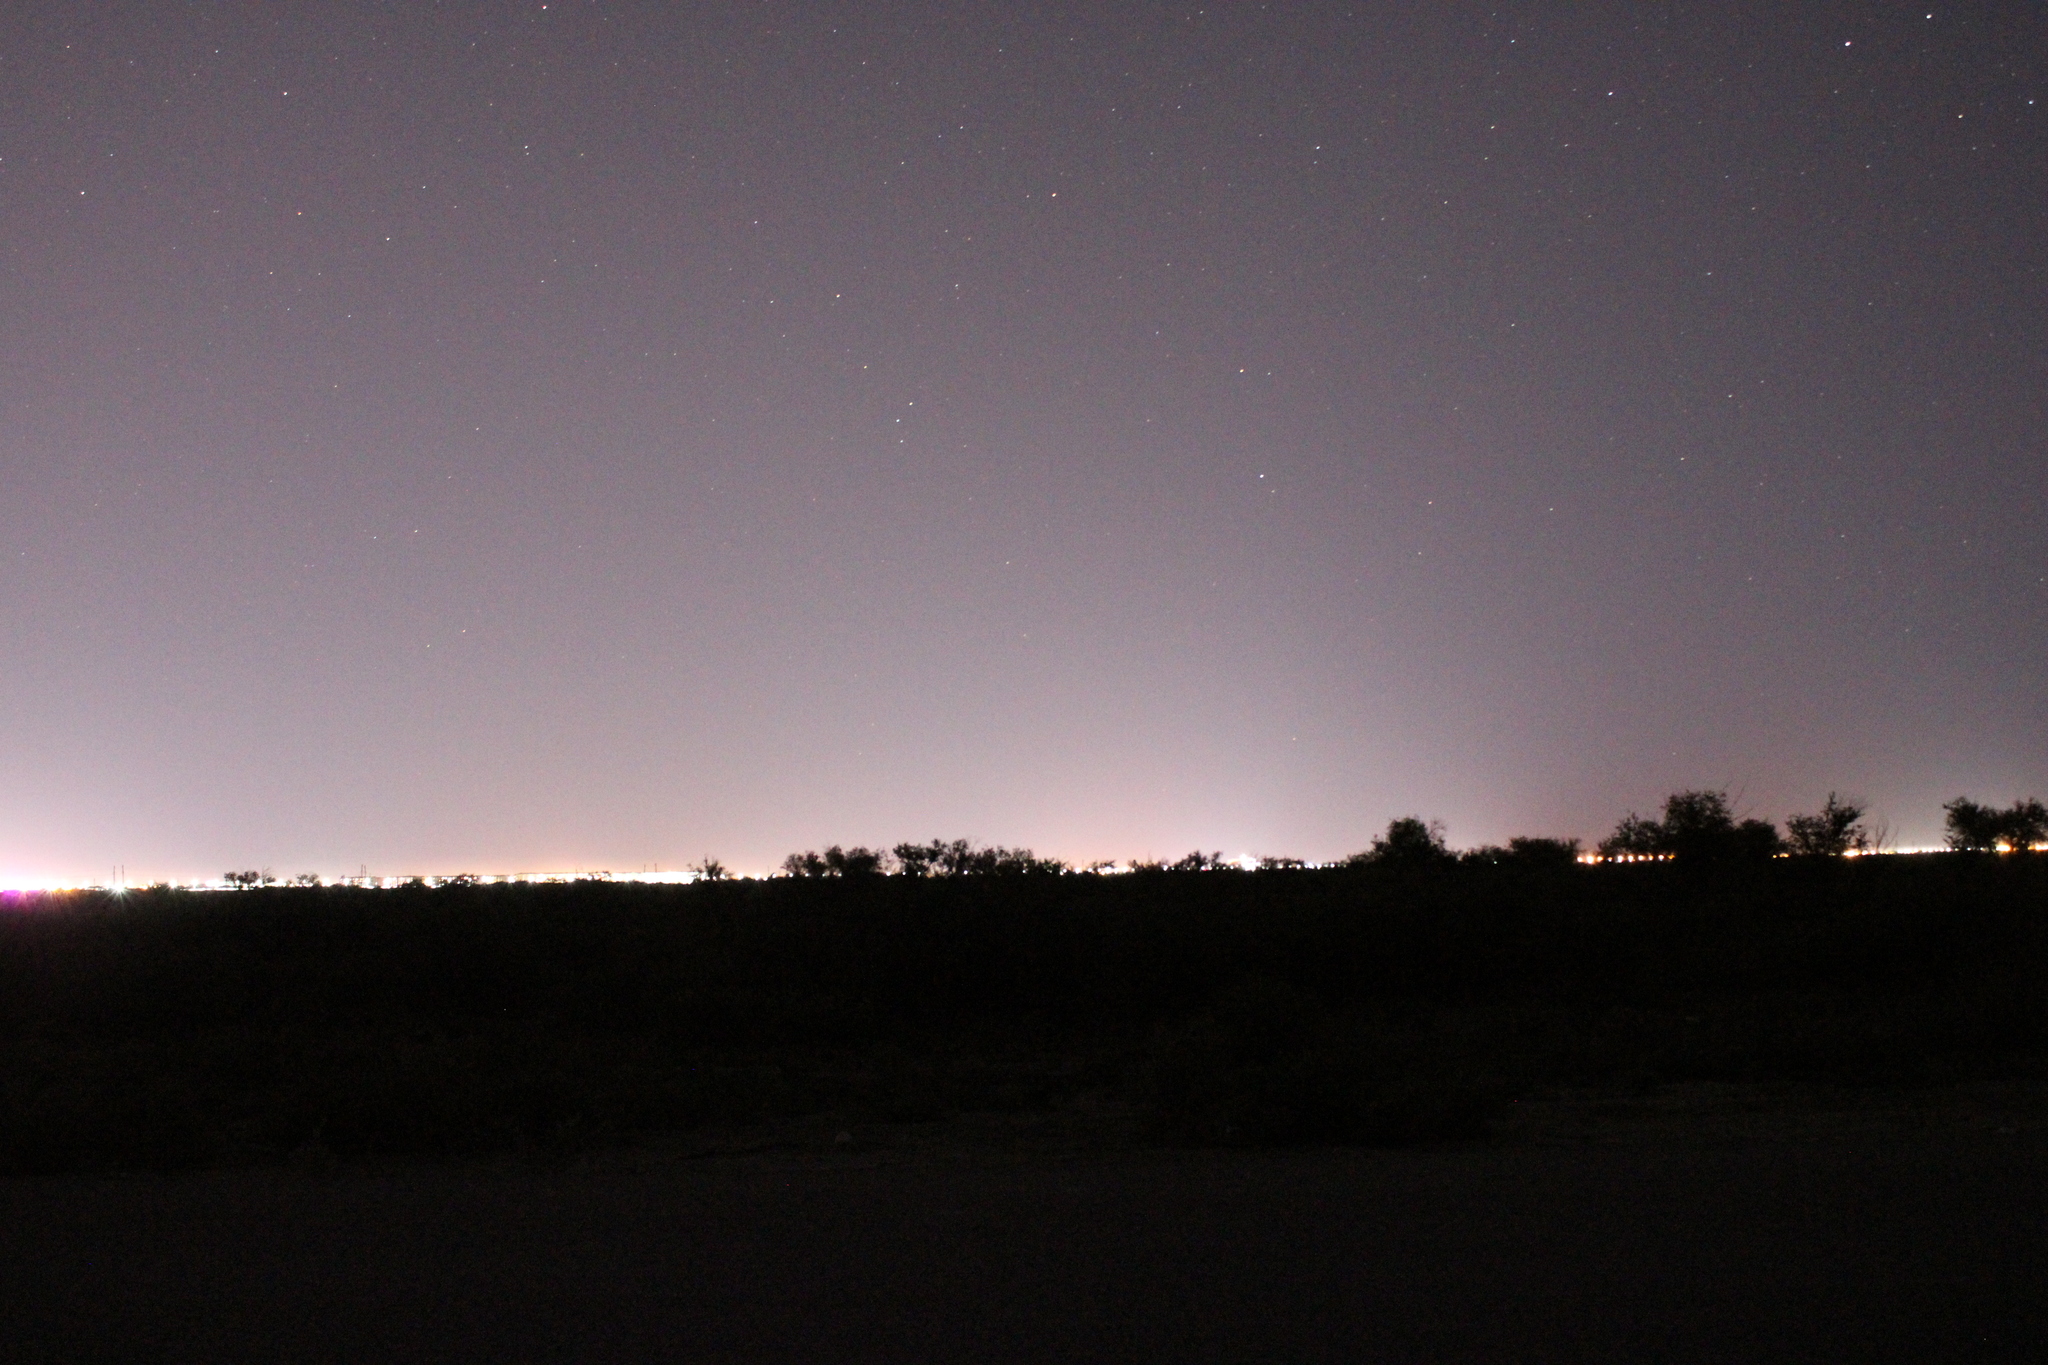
[
  {"x1": 781, "y1": 840, "x2": 1067, "y2": 879},
  {"x1": 4, "y1": 819, "x2": 2046, "y2": 1174},
  {"x1": 1594, "y1": 787, "x2": 2041, "y2": 862},
  {"x1": 1599, "y1": 789, "x2": 1786, "y2": 862},
  {"x1": 1944, "y1": 797, "x2": 2048, "y2": 853}
]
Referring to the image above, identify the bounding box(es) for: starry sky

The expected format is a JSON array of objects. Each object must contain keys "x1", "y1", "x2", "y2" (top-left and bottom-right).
[{"x1": 3, "y1": 1, "x2": 2042, "y2": 881}]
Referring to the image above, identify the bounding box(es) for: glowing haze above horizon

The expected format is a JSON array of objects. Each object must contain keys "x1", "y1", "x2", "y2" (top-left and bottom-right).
[{"x1": 3, "y1": 2, "x2": 2042, "y2": 883}]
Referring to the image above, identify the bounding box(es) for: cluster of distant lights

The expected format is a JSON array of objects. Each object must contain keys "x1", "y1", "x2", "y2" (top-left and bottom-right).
[
  {"x1": 1587, "y1": 845, "x2": 2034, "y2": 863},
  {"x1": 1, "y1": 865, "x2": 1159, "y2": 893},
  {"x1": 12, "y1": 845, "x2": 2047, "y2": 895},
  {"x1": 0, "y1": 869, "x2": 714, "y2": 895}
]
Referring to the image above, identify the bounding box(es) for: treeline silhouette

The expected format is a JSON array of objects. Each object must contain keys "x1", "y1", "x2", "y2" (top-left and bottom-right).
[
  {"x1": 782, "y1": 839, "x2": 1068, "y2": 879},
  {"x1": 200, "y1": 791, "x2": 2039, "y2": 894},
  {"x1": 1595, "y1": 788, "x2": 2046, "y2": 861},
  {"x1": 766, "y1": 787, "x2": 2043, "y2": 882},
  {"x1": 4, "y1": 814, "x2": 2046, "y2": 1174},
  {"x1": 1944, "y1": 797, "x2": 2048, "y2": 853}
]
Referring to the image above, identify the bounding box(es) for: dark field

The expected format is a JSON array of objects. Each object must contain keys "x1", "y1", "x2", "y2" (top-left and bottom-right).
[
  {"x1": 2, "y1": 1112, "x2": 2044, "y2": 1364},
  {"x1": 3, "y1": 855, "x2": 2045, "y2": 1172}
]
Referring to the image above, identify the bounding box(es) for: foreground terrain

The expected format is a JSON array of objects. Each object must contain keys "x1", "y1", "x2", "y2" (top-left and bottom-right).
[
  {"x1": 2, "y1": 855, "x2": 2044, "y2": 1170},
  {"x1": 7, "y1": 862, "x2": 2045, "y2": 1358},
  {"x1": 1, "y1": 1091, "x2": 2043, "y2": 1363}
]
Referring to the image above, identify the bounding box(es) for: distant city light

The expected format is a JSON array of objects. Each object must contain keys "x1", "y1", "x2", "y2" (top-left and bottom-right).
[{"x1": 4, "y1": 845, "x2": 2043, "y2": 897}]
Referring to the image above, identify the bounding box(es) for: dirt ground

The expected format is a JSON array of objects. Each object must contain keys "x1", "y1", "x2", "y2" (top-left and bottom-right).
[{"x1": 3, "y1": 1086, "x2": 2044, "y2": 1363}]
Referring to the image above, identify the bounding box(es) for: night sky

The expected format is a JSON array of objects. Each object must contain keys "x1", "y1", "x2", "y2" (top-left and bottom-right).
[{"x1": 3, "y1": 2, "x2": 2042, "y2": 882}]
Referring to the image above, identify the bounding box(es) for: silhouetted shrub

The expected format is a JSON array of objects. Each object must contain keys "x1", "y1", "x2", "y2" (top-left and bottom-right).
[
  {"x1": 890, "y1": 839, "x2": 1067, "y2": 877},
  {"x1": 4, "y1": 855, "x2": 2046, "y2": 1170},
  {"x1": 1601, "y1": 813, "x2": 1664, "y2": 857},
  {"x1": 1463, "y1": 837, "x2": 1581, "y2": 868},
  {"x1": 1945, "y1": 797, "x2": 2048, "y2": 852},
  {"x1": 1601, "y1": 790, "x2": 1780, "y2": 862},
  {"x1": 1785, "y1": 794, "x2": 1869, "y2": 857},
  {"x1": 781, "y1": 845, "x2": 888, "y2": 877},
  {"x1": 1510, "y1": 835, "x2": 1581, "y2": 866},
  {"x1": 1346, "y1": 817, "x2": 1454, "y2": 868}
]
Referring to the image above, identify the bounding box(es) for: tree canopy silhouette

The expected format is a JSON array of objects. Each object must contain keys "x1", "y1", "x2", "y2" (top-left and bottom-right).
[
  {"x1": 780, "y1": 845, "x2": 887, "y2": 878},
  {"x1": 1599, "y1": 790, "x2": 1780, "y2": 862},
  {"x1": 1944, "y1": 797, "x2": 2048, "y2": 852},
  {"x1": 1784, "y1": 794, "x2": 1869, "y2": 857},
  {"x1": 1461, "y1": 837, "x2": 1581, "y2": 868},
  {"x1": 890, "y1": 839, "x2": 1067, "y2": 877},
  {"x1": 1346, "y1": 817, "x2": 1455, "y2": 868},
  {"x1": 780, "y1": 839, "x2": 1066, "y2": 878}
]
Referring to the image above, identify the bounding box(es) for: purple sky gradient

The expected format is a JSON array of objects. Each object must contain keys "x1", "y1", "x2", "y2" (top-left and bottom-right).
[{"x1": 3, "y1": 2, "x2": 2042, "y2": 880}]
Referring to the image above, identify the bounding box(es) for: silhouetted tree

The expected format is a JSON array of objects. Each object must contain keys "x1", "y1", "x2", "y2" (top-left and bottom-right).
[
  {"x1": 1784, "y1": 794, "x2": 1869, "y2": 857},
  {"x1": 1733, "y1": 819, "x2": 1785, "y2": 859},
  {"x1": 891, "y1": 839, "x2": 1065, "y2": 876},
  {"x1": 691, "y1": 857, "x2": 731, "y2": 882},
  {"x1": 892, "y1": 839, "x2": 966, "y2": 877},
  {"x1": 1600, "y1": 790, "x2": 1780, "y2": 862},
  {"x1": 1944, "y1": 798, "x2": 2000, "y2": 851},
  {"x1": 2010, "y1": 801, "x2": 2048, "y2": 851},
  {"x1": 825, "y1": 846, "x2": 887, "y2": 877},
  {"x1": 1945, "y1": 797, "x2": 2048, "y2": 852},
  {"x1": 1514, "y1": 836, "x2": 1582, "y2": 865},
  {"x1": 1660, "y1": 790, "x2": 1737, "y2": 860},
  {"x1": 1169, "y1": 850, "x2": 1231, "y2": 872},
  {"x1": 1348, "y1": 817, "x2": 1454, "y2": 868},
  {"x1": 1463, "y1": 837, "x2": 1582, "y2": 868},
  {"x1": 781, "y1": 845, "x2": 887, "y2": 878},
  {"x1": 1510, "y1": 836, "x2": 1581, "y2": 866},
  {"x1": 780, "y1": 852, "x2": 822, "y2": 877},
  {"x1": 1599, "y1": 814, "x2": 1664, "y2": 858}
]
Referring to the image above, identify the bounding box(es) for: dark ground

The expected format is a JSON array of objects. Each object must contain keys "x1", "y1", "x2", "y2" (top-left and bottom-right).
[
  {"x1": 3, "y1": 1090, "x2": 2044, "y2": 1364},
  {"x1": 5, "y1": 861, "x2": 2046, "y2": 1358},
  {"x1": 8, "y1": 857, "x2": 2048, "y2": 1170}
]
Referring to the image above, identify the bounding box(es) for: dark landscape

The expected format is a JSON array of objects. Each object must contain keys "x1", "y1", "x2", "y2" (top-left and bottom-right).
[
  {"x1": 6, "y1": 844, "x2": 2048, "y2": 1362},
  {"x1": 5, "y1": 844, "x2": 2044, "y2": 1172},
  {"x1": 5, "y1": 1, "x2": 2043, "y2": 1356}
]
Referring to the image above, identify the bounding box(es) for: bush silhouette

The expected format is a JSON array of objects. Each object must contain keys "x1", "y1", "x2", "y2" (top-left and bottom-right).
[
  {"x1": 1945, "y1": 797, "x2": 2048, "y2": 852},
  {"x1": 1785, "y1": 794, "x2": 1869, "y2": 857},
  {"x1": 781, "y1": 840, "x2": 1066, "y2": 878},
  {"x1": 6, "y1": 844, "x2": 2048, "y2": 1171},
  {"x1": 1600, "y1": 813, "x2": 1663, "y2": 858},
  {"x1": 889, "y1": 839, "x2": 1066, "y2": 877},
  {"x1": 1600, "y1": 790, "x2": 1780, "y2": 862},
  {"x1": 780, "y1": 845, "x2": 887, "y2": 878},
  {"x1": 1462, "y1": 837, "x2": 1581, "y2": 868},
  {"x1": 1345, "y1": 817, "x2": 1454, "y2": 869}
]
